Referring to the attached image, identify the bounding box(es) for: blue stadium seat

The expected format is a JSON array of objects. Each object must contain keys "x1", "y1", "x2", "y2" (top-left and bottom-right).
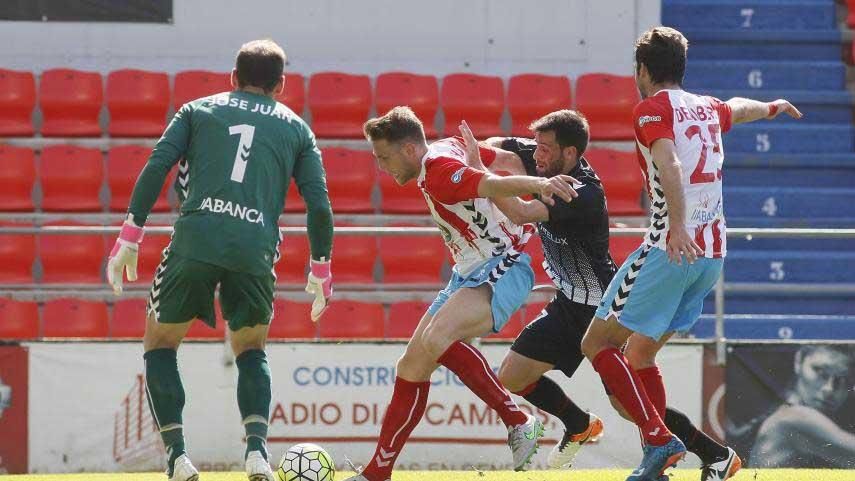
[
  {"x1": 724, "y1": 124, "x2": 853, "y2": 154},
  {"x1": 723, "y1": 167, "x2": 855, "y2": 188},
  {"x1": 703, "y1": 294, "x2": 855, "y2": 315},
  {"x1": 728, "y1": 237, "x2": 855, "y2": 252},
  {"x1": 684, "y1": 61, "x2": 844, "y2": 91},
  {"x1": 663, "y1": 0, "x2": 837, "y2": 31},
  {"x1": 724, "y1": 186, "x2": 855, "y2": 220},
  {"x1": 726, "y1": 152, "x2": 855, "y2": 169},
  {"x1": 724, "y1": 250, "x2": 855, "y2": 283},
  {"x1": 691, "y1": 315, "x2": 855, "y2": 340},
  {"x1": 681, "y1": 29, "x2": 844, "y2": 61}
]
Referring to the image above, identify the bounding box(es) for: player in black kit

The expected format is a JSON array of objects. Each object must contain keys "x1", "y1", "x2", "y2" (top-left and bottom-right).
[{"x1": 470, "y1": 110, "x2": 736, "y2": 479}]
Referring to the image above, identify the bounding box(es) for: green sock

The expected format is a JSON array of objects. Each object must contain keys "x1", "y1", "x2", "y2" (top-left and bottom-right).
[
  {"x1": 144, "y1": 348, "x2": 186, "y2": 476},
  {"x1": 236, "y1": 349, "x2": 272, "y2": 461}
]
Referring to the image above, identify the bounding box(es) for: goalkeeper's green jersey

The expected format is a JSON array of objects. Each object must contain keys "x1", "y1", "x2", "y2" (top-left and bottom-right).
[{"x1": 128, "y1": 90, "x2": 333, "y2": 276}]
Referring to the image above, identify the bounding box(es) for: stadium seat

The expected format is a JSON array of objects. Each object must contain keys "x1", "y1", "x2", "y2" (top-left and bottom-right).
[
  {"x1": 172, "y1": 70, "x2": 231, "y2": 110},
  {"x1": 111, "y1": 298, "x2": 147, "y2": 338},
  {"x1": 375, "y1": 72, "x2": 439, "y2": 138},
  {"x1": 0, "y1": 222, "x2": 36, "y2": 283},
  {"x1": 380, "y1": 232, "x2": 445, "y2": 284},
  {"x1": 0, "y1": 68, "x2": 35, "y2": 136},
  {"x1": 107, "y1": 145, "x2": 171, "y2": 212},
  {"x1": 386, "y1": 301, "x2": 430, "y2": 339},
  {"x1": 107, "y1": 69, "x2": 170, "y2": 137},
  {"x1": 269, "y1": 299, "x2": 317, "y2": 339},
  {"x1": 307, "y1": 72, "x2": 371, "y2": 138},
  {"x1": 441, "y1": 73, "x2": 504, "y2": 137},
  {"x1": 584, "y1": 148, "x2": 645, "y2": 216},
  {"x1": 334, "y1": 234, "x2": 378, "y2": 283},
  {"x1": 610, "y1": 235, "x2": 642, "y2": 266},
  {"x1": 276, "y1": 233, "x2": 309, "y2": 284},
  {"x1": 508, "y1": 74, "x2": 572, "y2": 136},
  {"x1": 43, "y1": 298, "x2": 109, "y2": 338},
  {"x1": 39, "y1": 221, "x2": 105, "y2": 283},
  {"x1": 39, "y1": 68, "x2": 103, "y2": 137},
  {"x1": 0, "y1": 298, "x2": 39, "y2": 339},
  {"x1": 0, "y1": 145, "x2": 35, "y2": 211},
  {"x1": 379, "y1": 172, "x2": 428, "y2": 214},
  {"x1": 575, "y1": 74, "x2": 639, "y2": 140},
  {"x1": 136, "y1": 226, "x2": 171, "y2": 284},
  {"x1": 318, "y1": 301, "x2": 385, "y2": 339},
  {"x1": 39, "y1": 145, "x2": 104, "y2": 212},
  {"x1": 849, "y1": 0, "x2": 855, "y2": 28},
  {"x1": 485, "y1": 310, "x2": 525, "y2": 340},
  {"x1": 526, "y1": 236, "x2": 551, "y2": 283},
  {"x1": 277, "y1": 73, "x2": 306, "y2": 115},
  {"x1": 322, "y1": 148, "x2": 376, "y2": 213}
]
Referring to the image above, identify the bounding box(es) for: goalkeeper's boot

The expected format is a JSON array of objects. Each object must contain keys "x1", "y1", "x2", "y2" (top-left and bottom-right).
[
  {"x1": 700, "y1": 447, "x2": 742, "y2": 481},
  {"x1": 168, "y1": 454, "x2": 199, "y2": 481},
  {"x1": 245, "y1": 450, "x2": 275, "y2": 481},
  {"x1": 507, "y1": 413, "x2": 545, "y2": 471},
  {"x1": 547, "y1": 413, "x2": 604, "y2": 469},
  {"x1": 626, "y1": 435, "x2": 686, "y2": 481}
]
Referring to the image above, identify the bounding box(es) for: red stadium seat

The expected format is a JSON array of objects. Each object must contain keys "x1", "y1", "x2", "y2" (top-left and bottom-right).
[
  {"x1": 39, "y1": 221, "x2": 105, "y2": 283},
  {"x1": 334, "y1": 234, "x2": 378, "y2": 283},
  {"x1": 379, "y1": 172, "x2": 428, "y2": 214},
  {"x1": 576, "y1": 73, "x2": 639, "y2": 140},
  {"x1": 386, "y1": 301, "x2": 429, "y2": 339},
  {"x1": 0, "y1": 145, "x2": 35, "y2": 210},
  {"x1": 585, "y1": 148, "x2": 645, "y2": 216},
  {"x1": 848, "y1": 0, "x2": 855, "y2": 27},
  {"x1": 172, "y1": 70, "x2": 232, "y2": 110},
  {"x1": 39, "y1": 68, "x2": 103, "y2": 137},
  {"x1": 39, "y1": 145, "x2": 104, "y2": 212},
  {"x1": 268, "y1": 299, "x2": 317, "y2": 339},
  {"x1": 323, "y1": 147, "x2": 376, "y2": 213},
  {"x1": 107, "y1": 69, "x2": 170, "y2": 137},
  {"x1": 485, "y1": 310, "x2": 525, "y2": 340},
  {"x1": 107, "y1": 145, "x2": 171, "y2": 212},
  {"x1": 525, "y1": 236, "x2": 551, "y2": 283},
  {"x1": 380, "y1": 232, "x2": 445, "y2": 284},
  {"x1": 0, "y1": 298, "x2": 39, "y2": 339},
  {"x1": 610, "y1": 235, "x2": 643, "y2": 266},
  {"x1": 43, "y1": 298, "x2": 109, "y2": 338},
  {"x1": 277, "y1": 73, "x2": 306, "y2": 115},
  {"x1": 508, "y1": 74, "x2": 572, "y2": 136},
  {"x1": 441, "y1": 73, "x2": 504, "y2": 137},
  {"x1": 308, "y1": 72, "x2": 371, "y2": 138},
  {"x1": 375, "y1": 72, "x2": 439, "y2": 138},
  {"x1": 318, "y1": 301, "x2": 385, "y2": 339},
  {"x1": 275, "y1": 233, "x2": 309, "y2": 284},
  {"x1": 0, "y1": 69, "x2": 35, "y2": 136},
  {"x1": 111, "y1": 298, "x2": 147, "y2": 338},
  {"x1": 0, "y1": 222, "x2": 35, "y2": 283}
]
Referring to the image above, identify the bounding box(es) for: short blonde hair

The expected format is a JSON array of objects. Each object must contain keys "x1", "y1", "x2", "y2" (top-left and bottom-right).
[{"x1": 363, "y1": 106, "x2": 426, "y2": 144}]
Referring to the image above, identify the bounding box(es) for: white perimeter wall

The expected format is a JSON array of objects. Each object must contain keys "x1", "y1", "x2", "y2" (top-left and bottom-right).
[{"x1": 0, "y1": 0, "x2": 661, "y2": 77}]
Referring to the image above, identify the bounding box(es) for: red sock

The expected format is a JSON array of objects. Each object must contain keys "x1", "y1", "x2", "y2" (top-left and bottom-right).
[
  {"x1": 591, "y1": 348, "x2": 671, "y2": 445},
  {"x1": 361, "y1": 377, "x2": 429, "y2": 481},
  {"x1": 637, "y1": 366, "x2": 666, "y2": 416},
  {"x1": 438, "y1": 341, "x2": 528, "y2": 427}
]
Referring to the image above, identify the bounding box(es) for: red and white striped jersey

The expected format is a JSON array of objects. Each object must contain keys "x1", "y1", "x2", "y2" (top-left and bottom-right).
[
  {"x1": 634, "y1": 89, "x2": 732, "y2": 259},
  {"x1": 417, "y1": 137, "x2": 534, "y2": 276}
]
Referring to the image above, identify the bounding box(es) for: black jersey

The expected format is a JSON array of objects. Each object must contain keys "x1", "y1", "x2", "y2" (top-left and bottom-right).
[{"x1": 501, "y1": 137, "x2": 617, "y2": 306}]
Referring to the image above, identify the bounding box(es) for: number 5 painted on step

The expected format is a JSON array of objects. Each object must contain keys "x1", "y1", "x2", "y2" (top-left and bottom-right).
[{"x1": 229, "y1": 124, "x2": 255, "y2": 183}]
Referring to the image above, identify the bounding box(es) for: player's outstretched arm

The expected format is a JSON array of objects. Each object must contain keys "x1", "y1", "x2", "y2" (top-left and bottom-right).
[
  {"x1": 727, "y1": 97, "x2": 803, "y2": 125},
  {"x1": 651, "y1": 138, "x2": 704, "y2": 264}
]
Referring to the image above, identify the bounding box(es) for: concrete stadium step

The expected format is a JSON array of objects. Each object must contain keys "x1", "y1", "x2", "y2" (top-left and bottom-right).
[
  {"x1": 726, "y1": 217, "x2": 855, "y2": 228},
  {"x1": 684, "y1": 60, "x2": 844, "y2": 91},
  {"x1": 728, "y1": 237, "x2": 855, "y2": 251},
  {"x1": 691, "y1": 314, "x2": 855, "y2": 340},
  {"x1": 680, "y1": 29, "x2": 844, "y2": 61},
  {"x1": 663, "y1": 0, "x2": 836, "y2": 31},
  {"x1": 700, "y1": 89, "x2": 854, "y2": 125},
  {"x1": 724, "y1": 186, "x2": 855, "y2": 219},
  {"x1": 723, "y1": 166, "x2": 855, "y2": 188},
  {"x1": 724, "y1": 250, "x2": 855, "y2": 283},
  {"x1": 726, "y1": 152, "x2": 855, "y2": 169},
  {"x1": 703, "y1": 293, "x2": 855, "y2": 315},
  {"x1": 725, "y1": 123, "x2": 854, "y2": 153}
]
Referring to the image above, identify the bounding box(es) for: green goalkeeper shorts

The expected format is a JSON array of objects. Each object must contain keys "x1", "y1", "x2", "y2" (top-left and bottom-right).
[{"x1": 146, "y1": 246, "x2": 275, "y2": 332}]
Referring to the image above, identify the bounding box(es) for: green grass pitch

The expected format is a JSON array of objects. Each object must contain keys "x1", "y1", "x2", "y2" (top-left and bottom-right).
[{"x1": 2, "y1": 470, "x2": 855, "y2": 481}]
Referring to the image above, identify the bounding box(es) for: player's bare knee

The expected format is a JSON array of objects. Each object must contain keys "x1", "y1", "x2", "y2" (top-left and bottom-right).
[
  {"x1": 497, "y1": 360, "x2": 526, "y2": 393},
  {"x1": 230, "y1": 324, "x2": 268, "y2": 356},
  {"x1": 395, "y1": 350, "x2": 433, "y2": 382},
  {"x1": 623, "y1": 343, "x2": 657, "y2": 370},
  {"x1": 420, "y1": 318, "x2": 456, "y2": 360},
  {"x1": 143, "y1": 315, "x2": 184, "y2": 351}
]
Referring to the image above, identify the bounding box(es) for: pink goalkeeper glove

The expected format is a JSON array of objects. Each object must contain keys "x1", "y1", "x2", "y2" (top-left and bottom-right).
[
  {"x1": 107, "y1": 220, "x2": 145, "y2": 296},
  {"x1": 305, "y1": 257, "x2": 332, "y2": 322}
]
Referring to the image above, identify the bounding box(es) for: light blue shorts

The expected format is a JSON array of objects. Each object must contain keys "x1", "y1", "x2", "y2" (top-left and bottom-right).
[
  {"x1": 428, "y1": 252, "x2": 534, "y2": 333},
  {"x1": 595, "y1": 245, "x2": 723, "y2": 341}
]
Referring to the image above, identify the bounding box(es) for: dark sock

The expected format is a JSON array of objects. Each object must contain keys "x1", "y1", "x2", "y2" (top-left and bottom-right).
[
  {"x1": 236, "y1": 349, "x2": 272, "y2": 461},
  {"x1": 144, "y1": 348, "x2": 186, "y2": 476},
  {"x1": 514, "y1": 377, "x2": 590, "y2": 435},
  {"x1": 664, "y1": 406, "x2": 728, "y2": 464}
]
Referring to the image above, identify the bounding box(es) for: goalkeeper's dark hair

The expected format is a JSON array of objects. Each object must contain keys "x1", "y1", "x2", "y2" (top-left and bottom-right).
[
  {"x1": 635, "y1": 26, "x2": 688, "y2": 86},
  {"x1": 235, "y1": 39, "x2": 286, "y2": 93},
  {"x1": 363, "y1": 106, "x2": 426, "y2": 144},
  {"x1": 529, "y1": 109, "x2": 589, "y2": 156}
]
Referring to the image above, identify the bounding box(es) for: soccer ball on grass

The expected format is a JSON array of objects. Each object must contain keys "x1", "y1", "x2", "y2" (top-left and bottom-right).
[{"x1": 276, "y1": 443, "x2": 335, "y2": 481}]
